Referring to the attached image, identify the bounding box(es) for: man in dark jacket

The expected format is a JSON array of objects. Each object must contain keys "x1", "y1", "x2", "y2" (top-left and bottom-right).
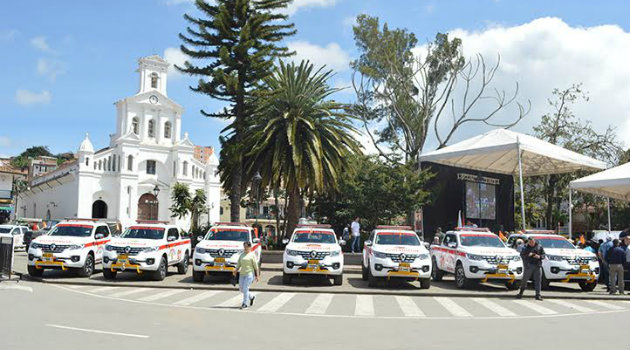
[
  {"x1": 516, "y1": 237, "x2": 546, "y2": 301},
  {"x1": 606, "y1": 239, "x2": 626, "y2": 295}
]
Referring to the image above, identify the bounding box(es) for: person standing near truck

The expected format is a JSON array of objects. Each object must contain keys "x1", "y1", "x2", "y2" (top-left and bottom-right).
[
  {"x1": 233, "y1": 241, "x2": 260, "y2": 309},
  {"x1": 516, "y1": 237, "x2": 546, "y2": 301}
]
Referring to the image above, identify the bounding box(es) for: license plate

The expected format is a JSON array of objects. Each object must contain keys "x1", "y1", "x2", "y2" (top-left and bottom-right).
[
  {"x1": 399, "y1": 263, "x2": 410, "y2": 272},
  {"x1": 308, "y1": 259, "x2": 319, "y2": 265},
  {"x1": 215, "y1": 257, "x2": 225, "y2": 263},
  {"x1": 580, "y1": 264, "x2": 589, "y2": 274},
  {"x1": 497, "y1": 264, "x2": 508, "y2": 274},
  {"x1": 43, "y1": 253, "x2": 54, "y2": 261}
]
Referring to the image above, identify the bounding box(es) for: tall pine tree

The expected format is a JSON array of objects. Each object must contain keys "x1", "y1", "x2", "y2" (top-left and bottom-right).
[{"x1": 177, "y1": 0, "x2": 295, "y2": 222}]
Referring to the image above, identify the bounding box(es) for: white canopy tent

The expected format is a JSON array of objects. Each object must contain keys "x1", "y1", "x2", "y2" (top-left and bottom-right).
[
  {"x1": 569, "y1": 162, "x2": 630, "y2": 234},
  {"x1": 419, "y1": 128, "x2": 607, "y2": 233}
]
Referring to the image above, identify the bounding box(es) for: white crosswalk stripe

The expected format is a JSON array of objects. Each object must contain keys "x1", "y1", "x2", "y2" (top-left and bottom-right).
[
  {"x1": 216, "y1": 295, "x2": 244, "y2": 308},
  {"x1": 584, "y1": 300, "x2": 626, "y2": 310},
  {"x1": 471, "y1": 298, "x2": 516, "y2": 317},
  {"x1": 110, "y1": 288, "x2": 151, "y2": 298},
  {"x1": 355, "y1": 295, "x2": 375, "y2": 316},
  {"x1": 86, "y1": 286, "x2": 117, "y2": 294},
  {"x1": 258, "y1": 293, "x2": 296, "y2": 313},
  {"x1": 395, "y1": 296, "x2": 425, "y2": 317},
  {"x1": 434, "y1": 297, "x2": 472, "y2": 317},
  {"x1": 546, "y1": 299, "x2": 594, "y2": 313},
  {"x1": 305, "y1": 293, "x2": 334, "y2": 315},
  {"x1": 137, "y1": 289, "x2": 186, "y2": 302},
  {"x1": 174, "y1": 291, "x2": 222, "y2": 306},
  {"x1": 513, "y1": 300, "x2": 557, "y2": 315}
]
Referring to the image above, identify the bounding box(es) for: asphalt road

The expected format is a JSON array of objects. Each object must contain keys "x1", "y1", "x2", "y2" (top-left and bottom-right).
[{"x1": 1, "y1": 280, "x2": 629, "y2": 350}]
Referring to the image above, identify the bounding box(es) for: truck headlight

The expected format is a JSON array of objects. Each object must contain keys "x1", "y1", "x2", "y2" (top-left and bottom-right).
[
  {"x1": 195, "y1": 247, "x2": 206, "y2": 254},
  {"x1": 373, "y1": 251, "x2": 387, "y2": 259},
  {"x1": 142, "y1": 246, "x2": 159, "y2": 253},
  {"x1": 286, "y1": 249, "x2": 299, "y2": 256},
  {"x1": 512, "y1": 255, "x2": 521, "y2": 261},
  {"x1": 31, "y1": 243, "x2": 42, "y2": 249},
  {"x1": 68, "y1": 244, "x2": 85, "y2": 250},
  {"x1": 466, "y1": 253, "x2": 484, "y2": 260},
  {"x1": 417, "y1": 254, "x2": 429, "y2": 260},
  {"x1": 105, "y1": 244, "x2": 114, "y2": 251},
  {"x1": 330, "y1": 250, "x2": 340, "y2": 257},
  {"x1": 546, "y1": 255, "x2": 564, "y2": 261}
]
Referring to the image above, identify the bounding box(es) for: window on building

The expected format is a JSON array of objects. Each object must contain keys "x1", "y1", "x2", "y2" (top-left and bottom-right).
[
  {"x1": 132, "y1": 117, "x2": 139, "y2": 135},
  {"x1": 146, "y1": 160, "x2": 156, "y2": 175},
  {"x1": 107, "y1": 156, "x2": 112, "y2": 171},
  {"x1": 98, "y1": 160, "x2": 102, "y2": 170},
  {"x1": 173, "y1": 161, "x2": 176, "y2": 177},
  {"x1": 220, "y1": 207, "x2": 224, "y2": 215},
  {"x1": 148, "y1": 120, "x2": 154, "y2": 138},
  {"x1": 183, "y1": 161, "x2": 188, "y2": 176},
  {"x1": 127, "y1": 155, "x2": 133, "y2": 171},
  {"x1": 85, "y1": 157, "x2": 90, "y2": 166},
  {"x1": 164, "y1": 121, "x2": 171, "y2": 139},
  {"x1": 150, "y1": 72, "x2": 158, "y2": 89}
]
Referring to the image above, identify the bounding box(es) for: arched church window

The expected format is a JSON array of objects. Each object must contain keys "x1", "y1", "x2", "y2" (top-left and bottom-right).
[
  {"x1": 127, "y1": 155, "x2": 133, "y2": 171},
  {"x1": 164, "y1": 121, "x2": 171, "y2": 139},
  {"x1": 98, "y1": 160, "x2": 102, "y2": 170},
  {"x1": 132, "y1": 117, "x2": 139, "y2": 135},
  {"x1": 85, "y1": 157, "x2": 90, "y2": 166},
  {"x1": 148, "y1": 120, "x2": 155, "y2": 138},
  {"x1": 183, "y1": 161, "x2": 188, "y2": 176},
  {"x1": 150, "y1": 72, "x2": 158, "y2": 89}
]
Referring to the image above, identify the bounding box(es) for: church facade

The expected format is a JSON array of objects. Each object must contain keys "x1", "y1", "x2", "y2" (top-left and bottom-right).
[{"x1": 18, "y1": 55, "x2": 221, "y2": 229}]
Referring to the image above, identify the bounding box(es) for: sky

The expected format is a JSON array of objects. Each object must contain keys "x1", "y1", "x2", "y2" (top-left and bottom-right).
[{"x1": 1, "y1": 0, "x2": 629, "y2": 159}]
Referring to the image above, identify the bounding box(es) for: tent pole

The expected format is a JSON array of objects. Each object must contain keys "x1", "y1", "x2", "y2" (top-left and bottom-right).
[
  {"x1": 569, "y1": 189, "x2": 573, "y2": 239},
  {"x1": 607, "y1": 197, "x2": 612, "y2": 233},
  {"x1": 517, "y1": 138, "x2": 526, "y2": 231}
]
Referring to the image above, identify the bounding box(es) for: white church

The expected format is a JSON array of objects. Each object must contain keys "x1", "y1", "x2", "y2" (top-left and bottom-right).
[{"x1": 18, "y1": 55, "x2": 221, "y2": 229}]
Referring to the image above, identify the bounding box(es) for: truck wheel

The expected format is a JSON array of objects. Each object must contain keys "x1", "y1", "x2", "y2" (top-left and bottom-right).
[
  {"x1": 431, "y1": 258, "x2": 443, "y2": 281},
  {"x1": 177, "y1": 251, "x2": 189, "y2": 274},
  {"x1": 192, "y1": 270, "x2": 204, "y2": 282},
  {"x1": 579, "y1": 280, "x2": 597, "y2": 292},
  {"x1": 152, "y1": 256, "x2": 167, "y2": 281},
  {"x1": 77, "y1": 254, "x2": 95, "y2": 277},
  {"x1": 103, "y1": 268, "x2": 117, "y2": 280},
  {"x1": 505, "y1": 280, "x2": 521, "y2": 290},
  {"x1": 361, "y1": 262, "x2": 368, "y2": 281},
  {"x1": 282, "y1": 272, "x2": 292, "y2": 285},
  {"x1": 27, "y1": 265, "x2": 44, "y2": 278},
  {"x1": 541, "y1": 274, "x2": 551, "y2": 290},
  {"x1": 367, "y1": 267, "x2": 378, "y2": 287},
  {"x1": 333, "y1": 274, "x2": 343, "y2": 286},
  {"x1": 420, "y1": 278, "x2": 431, "y2": 289},
  {"x1": 455, "y1": 263, "x2": 470, "y2": 289}
]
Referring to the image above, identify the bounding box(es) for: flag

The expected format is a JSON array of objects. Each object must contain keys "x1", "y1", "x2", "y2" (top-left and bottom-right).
[
  {"x1": 457, "y1": 210, "x2": 463, "y2": 228},
  {"x1": 579, "y1": 234, "x2": 586, "y2": 246},
  {"x1": 499, "y1": 231, "x2": 507, "y2": 241}
]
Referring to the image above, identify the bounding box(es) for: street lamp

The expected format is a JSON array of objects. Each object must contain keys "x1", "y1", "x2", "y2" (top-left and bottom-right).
[
  {"x1": 207, "y1": 202, "x2": 214, "y2": 227},
  {"x1": 151, "y1": 185, "x2": 160, "y2": 220}
]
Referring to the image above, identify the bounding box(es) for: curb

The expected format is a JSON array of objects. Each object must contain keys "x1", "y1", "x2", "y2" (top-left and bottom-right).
[
  {"x1": 261, "y1": 266, "x2": 362, "y2": 274},
  {"x1": 22, "y1": 275, "x2": 630, "y2": 301}
]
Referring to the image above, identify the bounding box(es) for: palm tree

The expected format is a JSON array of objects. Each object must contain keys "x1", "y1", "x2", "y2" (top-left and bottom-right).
[
  {"x1": 244, "y1": 60, "x2": 363, "y2": 235},
  {"x1": 169, "y1": 182, "x2": 192, "y2": 221},
  {"x1": 190, "y1": 189, "x2": 207, "y2": 232}
]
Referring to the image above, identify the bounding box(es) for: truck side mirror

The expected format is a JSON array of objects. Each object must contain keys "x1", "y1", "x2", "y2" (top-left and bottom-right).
[
  {"x1": 282, "y1": 238, "x2": 289, "y2": 245},
  {"x1": 364, "y1": 240, "x2": 372, "y2": 247}
]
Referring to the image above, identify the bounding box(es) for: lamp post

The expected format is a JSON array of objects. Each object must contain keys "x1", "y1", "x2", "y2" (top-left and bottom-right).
[
  {"x1": 252, "y1": 171, "x2": 262, "y2": 223},
  {"x1": 152, "y1": 184, "x2": 160, "y2": 220},
  {"x1": 207, "y1": 202, "x2": 214, "y2": 227}
]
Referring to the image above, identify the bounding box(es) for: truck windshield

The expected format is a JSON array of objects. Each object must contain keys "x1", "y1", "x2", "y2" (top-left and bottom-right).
[
  {"x1": 533, "y1": 237, "x2": 575, "y2": 249},
  {"x1": 460, "y1": 235, "x2": 505, "y2": 248},
  {"x1": 375, "y1": 233, "x2": 420, "y2": 246},
  {"x1": 121, "y1": 227, "x2": 165, "y2": 240},
  {"x1": 48, "y1": 224, "x2": 93, "y2": 237},
  {"x1": 205, "y1": 229, "x2": 250, "y2": 242},
  {"x1": 0, "y1": 227, "x2": 12, "y2": 233},
  {"x1": 293, "y1": 231, "x2": 336, "y2": 244}
]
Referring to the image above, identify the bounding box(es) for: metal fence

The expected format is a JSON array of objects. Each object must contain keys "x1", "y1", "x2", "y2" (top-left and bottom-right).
[{"x1": 0, "y1": 235, "x2": 14, "y2": 279}]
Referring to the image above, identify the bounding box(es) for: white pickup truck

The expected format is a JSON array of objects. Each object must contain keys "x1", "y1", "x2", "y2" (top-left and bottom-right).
[{"x1": 430, "y1": 228, "x2": 523, "y2": 289}]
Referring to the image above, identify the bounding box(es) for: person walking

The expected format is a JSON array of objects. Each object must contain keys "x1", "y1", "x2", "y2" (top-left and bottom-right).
[
  {"x1": 233, "y1": 241, "x2": 260, "y2": 309},
  {"x1": 350, "y1": 217, "x2": 361, "y2": 253},
  {"x1": 598, "y1": 237, "x2": 614, "y2": 290},
  {"x1": 606, "y1": 239, "x2": 626, "y2": 295},
  {"x1": 517, "y1": 237, "x2": 546, "y2": 301}
]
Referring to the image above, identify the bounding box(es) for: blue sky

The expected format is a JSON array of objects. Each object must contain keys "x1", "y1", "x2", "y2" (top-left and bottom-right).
[{"x1": 1, "y1": 0, "x2": 629, "y2": 157}]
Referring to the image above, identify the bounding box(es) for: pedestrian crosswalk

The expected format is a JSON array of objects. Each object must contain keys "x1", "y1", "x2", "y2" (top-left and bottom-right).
[{"x1": 61, "y1": 284, "x2": 630, "y2": 319}]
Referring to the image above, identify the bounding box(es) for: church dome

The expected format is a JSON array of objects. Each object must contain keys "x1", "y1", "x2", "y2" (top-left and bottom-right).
[{"x1": 78, "y1": 133, "x2": 94, "y2": 153}]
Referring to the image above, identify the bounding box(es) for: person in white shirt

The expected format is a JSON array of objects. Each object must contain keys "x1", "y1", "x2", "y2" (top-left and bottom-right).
[{"x1": 350, "y1": 217, "x2": 361, "y2": 253}]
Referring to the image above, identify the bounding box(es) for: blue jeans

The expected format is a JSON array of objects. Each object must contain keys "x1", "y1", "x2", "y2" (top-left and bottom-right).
[
  {"x1": 352, "y1": 236, "x2": 361, "y2": 253},
  {"x1": 239, "y1": 273, "x2": 254, "y2": 306}
]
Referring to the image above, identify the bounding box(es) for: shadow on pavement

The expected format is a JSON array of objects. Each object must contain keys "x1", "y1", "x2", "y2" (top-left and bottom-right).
[
  {"x1": 268, "y1": 274, "x2": 335, "y2": 287},
  {"x1": 347, "y1": 277, "x2": 420, "y2": 290}
]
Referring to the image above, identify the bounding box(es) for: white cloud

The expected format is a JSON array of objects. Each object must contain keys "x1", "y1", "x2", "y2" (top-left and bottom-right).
[
  {"x1": 287, "y1": 41, "x2": 351, "y2": 72},
  {"x1": 0, "y1": 136, "x2": 11, "y2": 147},
  {"x1": 164, "y1": 47, "x2": 189, "y2": 79},
  {"x1": 37, "y1": 58, "x2": 66, "y2": 81},
  {"x1": 30, "y1": 36, "x2": 55, "y2": 53},
  {"x1": 0, "y1": 29, "x2": 17, "y2": 41},
  {"x1": 15, "y1": 89, "x2": 52, "y2": 105},
  {"x1": 416, "y1": 17, "x2": 630, "y2": 150},
  {"x1": 286, "y1": 0, "x2": 337, "y2": 15}
]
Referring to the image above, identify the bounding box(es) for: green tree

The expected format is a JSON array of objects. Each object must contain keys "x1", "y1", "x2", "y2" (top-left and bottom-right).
[
  {"x1": 10, "y1": 146, "x2": 53, "y2": 170},
  {"x1": 243, "y1": 60, "x2": 362, "y2": 235},
  {"x1": 169, "y1": 183, "x2": 192, "y2": 221},
  {"x1": 177, "y1": 0, "x2": 296, "y2": 223},
  {"x1": 191, "y1": 189, "x2": 207, "y2": 232}
]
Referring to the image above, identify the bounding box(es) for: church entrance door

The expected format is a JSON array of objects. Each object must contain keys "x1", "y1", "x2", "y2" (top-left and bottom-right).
[
  {"x1": 92, "y1": 200, "x2": 108, "y2": 219},
  {"x1": 138, "y1": 193, "x2": 158, "y2": 221}
]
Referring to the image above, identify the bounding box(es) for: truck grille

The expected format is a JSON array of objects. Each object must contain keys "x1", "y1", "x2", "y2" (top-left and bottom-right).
[
  {"x1": 386, "y1": 253, "x2": 419, "y2": 263},
  {"x1": 109, "y1": 246, "x2": 145, "y2": 256},
  {"x1": 207, "y1": 249, "x2": 240, "y2": 258},
  {"x1": 40, "y1": 244, "x2": 71, "y2": 253},
  {"x1": 296, "y1": 251, "x2": 331, "y2": 260},
  {"x1": 484, "y1": 256, "x2": 516, "y2": 264},
  {"x1": 566, "y1": 257, "x2": 590, "y2": 265}
]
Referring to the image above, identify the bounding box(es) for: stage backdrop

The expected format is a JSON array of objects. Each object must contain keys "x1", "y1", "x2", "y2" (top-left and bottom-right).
[{"x1": 421, "y1": 162, "x2": 515, "y2": 241}]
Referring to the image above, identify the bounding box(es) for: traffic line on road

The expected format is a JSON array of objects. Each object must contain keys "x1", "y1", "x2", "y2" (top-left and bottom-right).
[
  {"x1": 173, "y1": 290, "x2": 222, "y2": 306},
  {"x1": 86, "y1": 286, "x2": 117, "y2": 294},
  {"x1": 584, "y1": 300, "x2": 626, "y2": 311},
  {"x1": 355, "y1": 295, "x2": 375, "y2": 316},
  {"x1": 216, "y1": 295, "x2": 244, "y2": 308},
  {"x1": 513, "y1": 300, "x2": 557, "y2": 315},
  {"x1": 137, "y1": 289, "x2": 186, "y2": 302},
  {"x1": 109, "y1": 288, "x2": 151, "y2": 298},
  {"x1": 258, "y1": 293, "x2": 296, "y2": 313},
  {"x1": 0, "y1": 284, "x2": 33, "y2": 293},
  {"x1": 545, "y1": 299, "x2": 594, "y2": 313},
  {"x1": 395, "y1": 296, "x2": 425, "y2": 317},
  {"x1": 46, "y1": 324, "x2": 149, "y2": 339},
  {"x1": 305, "y1": 293, "x2": 334, "y2": 315},
  {"x1": 434, "y1": 297, "x2": 472, "y2": 317},
  {"x1": 471, "y1": 298, "x2": 516, "y2": 317}
]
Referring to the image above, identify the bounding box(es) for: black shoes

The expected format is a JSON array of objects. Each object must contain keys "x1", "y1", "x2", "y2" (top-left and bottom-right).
[
  {"x1": 250, "y1": 295, "x2": 256, "y2": 306},
  {"x1": 535, "y1": 295, "x2": 543, "y2": 301},
  {"x1": 516, "y1": 293, "x2": 523, "y2": 299}
]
